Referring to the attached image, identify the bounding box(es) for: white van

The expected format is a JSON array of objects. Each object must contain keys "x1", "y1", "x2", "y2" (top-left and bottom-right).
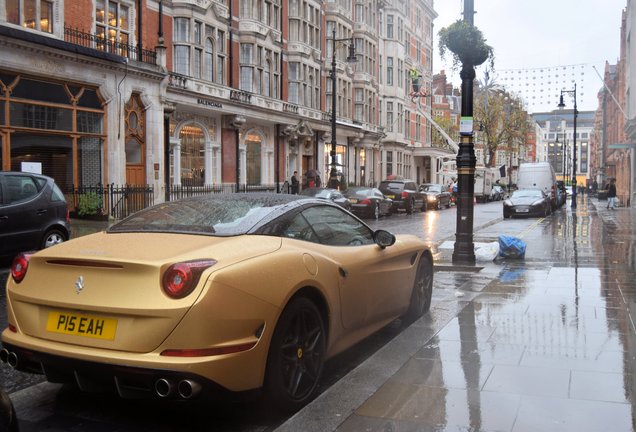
[{"x1": 516, "y1": 162, "x2": 559, "y2": 210}]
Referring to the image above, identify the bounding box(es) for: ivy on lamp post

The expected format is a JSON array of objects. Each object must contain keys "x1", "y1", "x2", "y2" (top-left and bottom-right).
[{"x1": 438, "y1": 1, "x2": 494, "y2": 265}]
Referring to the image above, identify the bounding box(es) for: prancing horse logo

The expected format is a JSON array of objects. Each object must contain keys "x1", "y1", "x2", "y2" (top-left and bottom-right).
[{"x1": 75, "y1": 276, "x2": 85, "y2": 294}]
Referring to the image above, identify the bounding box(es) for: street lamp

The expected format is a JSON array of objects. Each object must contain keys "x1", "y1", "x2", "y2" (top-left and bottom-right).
[
  {"x1": 327, "y1": 28, "x2": 357, "y2": 189},
  {"x1": 558, "y1": 83, "x2": 578, "y2": 209}
]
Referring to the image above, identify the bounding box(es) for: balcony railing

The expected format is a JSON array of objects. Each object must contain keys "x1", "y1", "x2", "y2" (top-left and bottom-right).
[{"x1": 64, "y1": 27, "x2": 157, "y2": 65}]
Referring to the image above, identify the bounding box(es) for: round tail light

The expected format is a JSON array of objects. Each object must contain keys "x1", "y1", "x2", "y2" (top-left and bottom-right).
[
  {"x1": 11, "y1": 253, "x2": 32, "y2": 283},
  {"x1": 162, "y1": 260, "x2": 217, "y2": 299}
]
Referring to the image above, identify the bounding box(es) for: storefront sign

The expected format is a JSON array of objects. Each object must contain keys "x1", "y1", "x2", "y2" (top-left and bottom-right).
[
  {"x1": 197, "y1": 98, "x2": 223, "y2": 109},
  {"x1": 21, "y1": 162, "x2": 42, "y2": 174}
]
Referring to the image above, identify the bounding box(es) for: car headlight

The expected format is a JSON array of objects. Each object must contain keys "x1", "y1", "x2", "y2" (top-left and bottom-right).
[
  {"x1": 427, "y1": 195, "x2": 436, "y2": 201},
  {"x1": 503, "y1": 200, "x2": 512, "y2": 207},
  {"x1": 531, "y1": 200, "x2": 544, "y2": 207}
]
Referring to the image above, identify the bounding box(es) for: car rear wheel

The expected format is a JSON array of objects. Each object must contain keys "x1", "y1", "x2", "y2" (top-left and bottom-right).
[
  {"x1": 403, "y1": 253, "x2": 433, "y2": 322},
  {"x1": 406, "y1": 198, "x2": 415, "y2": 215},
  {"x1": 41, "y1": 228, "x2": 66, "y2": 249},
  {"x1": 264, "y1": 297, "x2": 326, "y2": 413}
]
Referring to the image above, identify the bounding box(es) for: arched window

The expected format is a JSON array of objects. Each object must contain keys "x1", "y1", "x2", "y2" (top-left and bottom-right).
[
  {"x1": 180, "y1": 124, "x2": 205, "y2": 186},
  {"x1": 245, "y1": 132, "x2": 262, "y2": 185},
  {"x1": 205, "y1": 38, "x2": 214, "y2": 82}
]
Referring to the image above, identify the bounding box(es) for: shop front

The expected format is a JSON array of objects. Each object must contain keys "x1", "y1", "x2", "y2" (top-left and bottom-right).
[{"x1": 0, "y1": 72, "x2": 106, "y2": 190}]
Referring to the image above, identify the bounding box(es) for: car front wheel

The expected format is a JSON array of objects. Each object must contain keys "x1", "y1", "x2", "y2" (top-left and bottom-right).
[
  {"x1": 41, "y1": 228, "x2": 66, "y2": 249},
  {"x1": 264, "y1": 297, "x2": 326, "y2": 413}
]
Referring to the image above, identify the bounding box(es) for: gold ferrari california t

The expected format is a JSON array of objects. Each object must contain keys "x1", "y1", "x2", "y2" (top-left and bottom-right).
[{"x1": 1, "y1": 193, "x2": 433, "y2": 412}]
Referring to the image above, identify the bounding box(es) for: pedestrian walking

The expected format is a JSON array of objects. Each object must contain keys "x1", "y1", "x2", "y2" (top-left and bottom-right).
[
  {"x1": 607, "y1": 178, "x2": 618, "y2": 209},
  {"x1": 291, "y1": 171, "x2": 299, "y2": 194}
]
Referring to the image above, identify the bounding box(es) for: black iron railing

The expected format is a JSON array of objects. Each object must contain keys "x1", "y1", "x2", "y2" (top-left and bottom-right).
[
  {"x1": 69, "y1": 184, "x2": 154, "y2": 220},
  {"x1": 69, "y1": 183, "x2": 289, "y2": 220},
  {"x1": 64, "y1": 27, "x2": 157, "y2": 65}
]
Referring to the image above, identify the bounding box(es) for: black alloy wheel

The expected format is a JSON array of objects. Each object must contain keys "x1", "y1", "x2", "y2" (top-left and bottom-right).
[
  {"x1": 403, "y1": 253, "x2": 433, "y2": 322},
  {"x1": 264, "y1": 297, "x2": 326, "y2": 413}
]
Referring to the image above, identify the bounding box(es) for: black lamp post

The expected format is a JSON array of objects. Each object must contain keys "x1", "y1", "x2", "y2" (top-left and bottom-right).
[
  {"x1": 558, "y1": 83, "x2": 577, "y2": 209},
  {"x1": 452, "y1": 0, "x2": 477, "y2": 265},
  {"x1": 327, "y1": 29, "x2": 357, "y2": 189}
]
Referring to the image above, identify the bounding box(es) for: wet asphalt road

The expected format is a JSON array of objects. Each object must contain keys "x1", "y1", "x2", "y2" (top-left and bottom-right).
[{"x1": 5, "y1": 197, "x2": 630, "y2": 431}]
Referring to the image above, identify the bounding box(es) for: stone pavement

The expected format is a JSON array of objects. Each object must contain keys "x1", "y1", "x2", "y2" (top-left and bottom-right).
[{"x1": 277, "y1": 196, "x2": 636, "y2": 432}]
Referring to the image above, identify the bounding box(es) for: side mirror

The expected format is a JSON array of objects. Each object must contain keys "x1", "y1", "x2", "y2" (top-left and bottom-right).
[{"x1": 374, "y1": 229, "x2": 396, "y2": 249}]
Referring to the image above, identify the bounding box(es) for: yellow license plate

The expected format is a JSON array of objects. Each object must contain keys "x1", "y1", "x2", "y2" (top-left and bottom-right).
[
  {"x1": 386, "y1": 194, "x2": 395, "y2": 198},
  {"x1": 349, "y1": 198, "x2": 358, "y2": 203},
  {"x1": 46, "y1": 311, "x2": 118, "y2": 340}
]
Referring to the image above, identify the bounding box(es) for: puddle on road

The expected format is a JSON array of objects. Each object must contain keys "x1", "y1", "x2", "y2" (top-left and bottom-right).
[{"x1": 348, "y1": 200, "x2": 636, "y2": 432}]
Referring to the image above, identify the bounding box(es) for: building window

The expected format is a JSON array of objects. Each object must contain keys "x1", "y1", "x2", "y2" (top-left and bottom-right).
[
  {"x1": 386, "y1": 150, "x2": 393, "y2": 176},
  {"x1": 3, "y1": 74, "x2": 105, "y2": 189},
  {"x1": 173, "y1": 17, "x2": 190, "y2": 75},
  {"x1": 217, "y1": 30, "x2": 226, "y2": 84},
  {"x1": 204, "y1": 38, "x2": 215, "y2": 82},
  {"x1": 386, "y1": 14, "x2": 393, "y2": 38},
  {"x1": 239, "y1": 43, "x2": 254, "y2": 92},
  {"x1": 246, "y1": 133, "x2": 262, "y2": 185},
  {"x1": 179, "y1": 124, "x2": 205, "y2": 186},
  {"x1": 386, "y1": 101, "x2": 393, "y2": 132},
  {"x1": 355, "y1": 88, "x2": 364, "y2": 122},
  {"x1": 96, "y1": 0, "x2": 130, "y2": 55},
  {"x1": 288, "y1": 62, "x2": 299, "y2": 104},
  {"x1": 7, "y1": 0, "x2": 54, "y2": 33},
  {"x1": 387, "y1": 57, "x2": 393, "y2": 86}
]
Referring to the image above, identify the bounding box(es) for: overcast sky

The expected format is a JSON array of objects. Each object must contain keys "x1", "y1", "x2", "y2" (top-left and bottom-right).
[{"x1": 432, "y1": 0, "x2": 626, "y2": 110}]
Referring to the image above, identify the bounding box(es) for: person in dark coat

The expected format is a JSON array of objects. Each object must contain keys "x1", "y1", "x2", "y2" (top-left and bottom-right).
[
  {"x1": 607, "y1": 179, "x2": 617, "y2": 210},
  {"x1": 291, "y1": 171, "x2": 299, "y2": 194}
]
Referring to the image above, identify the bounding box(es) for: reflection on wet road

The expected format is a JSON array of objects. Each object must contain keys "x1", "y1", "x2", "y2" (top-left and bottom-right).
[{"x1": 288, "y1": 197, "x2": 636, "y2": 432}]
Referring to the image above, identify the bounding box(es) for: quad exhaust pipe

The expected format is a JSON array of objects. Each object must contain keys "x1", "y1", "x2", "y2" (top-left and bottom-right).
[
  {"x1": 0, "y1": 348, "x2": 18, "y2": 368},
  {"x1": 177, "y1": 379, "x2": 201, "y2": 399},
  {"x1": 154, "y1": 378, "x2": 201, "y2": 399},
  {"x1": 154, "y1": 378, "x2": 174, "y2": 398}
]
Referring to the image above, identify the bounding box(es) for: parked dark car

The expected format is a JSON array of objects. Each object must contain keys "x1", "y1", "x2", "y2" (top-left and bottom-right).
[
  {"x1": 0, "y1": 171, "x2": 71, "y2": 259},
  {"x1": 300, "y1": 187, "x2": 351, "y2": 210},
  {"x1": 343, "y1": 187, "x2": 393, "y2": 219},
  {"x1": 419, "y1": 183, "x2": 452, "y2": 210},
  {"x1": 503, "y1": 189, "x2": 551, "y2": 218},
  {"x1": 556, "y1": 180, "x2": 567, "y2": 206},
  {"x1": 378, "y1": 179, "x2": 426, "y2": 214}
]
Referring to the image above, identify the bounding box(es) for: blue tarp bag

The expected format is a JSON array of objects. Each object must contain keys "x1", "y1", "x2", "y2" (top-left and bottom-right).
[{"x1": 498, "y1": 235, "x2": 526, "y2": 259}]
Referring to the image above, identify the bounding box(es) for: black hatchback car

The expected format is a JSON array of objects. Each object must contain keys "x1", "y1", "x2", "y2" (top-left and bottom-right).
[{"x1": 0, "y1": 171, "x2": 71, "y2": 259}]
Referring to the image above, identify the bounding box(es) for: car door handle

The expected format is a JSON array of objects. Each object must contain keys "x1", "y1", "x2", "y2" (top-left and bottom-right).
[
  {"x1": 0, "y1": 215, "x2": 7, "y2": 221},
  {"x1": 338, "y1": 267, "x2": 348, "y2": 278},
  {"x1": 36, "y1": 209, "x2": 48, "y2": 215}
]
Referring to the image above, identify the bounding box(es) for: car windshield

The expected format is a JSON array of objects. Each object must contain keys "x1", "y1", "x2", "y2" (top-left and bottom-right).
[
  {"x1": 512, "y1": 190, "x2": 542, "y2": 199},
  {"x1": 108, "y1": 194, "x2": 299, "y2": 236},
  {"x1": 421, "y1": 184, "x2": 441, "y2": 193}
]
